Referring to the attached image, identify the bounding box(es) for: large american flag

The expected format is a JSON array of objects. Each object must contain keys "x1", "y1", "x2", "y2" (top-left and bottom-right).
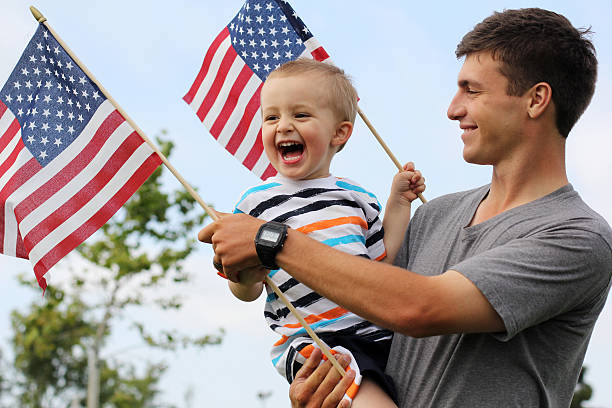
[
  {"x1": 183, "y1": 0, "x2": 330, "y2": 180},
  {"x1": 0, "y1": 25, "x2": 162, "y2": 291}
]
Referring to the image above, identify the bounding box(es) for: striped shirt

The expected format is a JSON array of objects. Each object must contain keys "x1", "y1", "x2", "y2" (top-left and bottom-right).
[{"x1": 234, "y1": 174, "x2": 392, "y2": 381}]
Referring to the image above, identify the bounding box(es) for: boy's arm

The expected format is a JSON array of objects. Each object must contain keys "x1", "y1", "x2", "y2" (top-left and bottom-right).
[
  {"x1": 382, "y1": 197, "x2": 412, "y2": 264},
  {"x1": 382, "y1": 163, "x2": 424, "y2": 264}
]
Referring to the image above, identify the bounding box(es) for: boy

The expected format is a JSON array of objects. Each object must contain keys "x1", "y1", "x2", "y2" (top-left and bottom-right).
[{"x1": 228, "y1": 59, "x2": 424, "y2": 407}]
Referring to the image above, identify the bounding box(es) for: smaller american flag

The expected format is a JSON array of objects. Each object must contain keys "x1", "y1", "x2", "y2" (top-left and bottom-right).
[
  {"x1": 183, "y1": 0, "x2": 330, "y2": 180},
  {"x1": 0, "y1": 24, "x2": 162, "y2": 291}
]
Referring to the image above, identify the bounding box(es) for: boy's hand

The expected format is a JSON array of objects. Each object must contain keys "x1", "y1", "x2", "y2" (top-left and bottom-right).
[{"x1": 390, "y1": 162, "x2": 425, "y2": 205}]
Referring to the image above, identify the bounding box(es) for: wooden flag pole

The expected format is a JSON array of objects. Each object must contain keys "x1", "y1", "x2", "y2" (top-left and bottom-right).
[
  {"x1": 358, "y1": 107, "x2": 427, "y2": 204},
  {"x1": 29, "y1": 6, "x2": 346, "y2": 378}
]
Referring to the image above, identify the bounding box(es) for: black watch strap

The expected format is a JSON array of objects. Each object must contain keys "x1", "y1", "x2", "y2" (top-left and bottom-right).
[{"x1": 254, "y1": 221, "x2": 288, "y2": 269}]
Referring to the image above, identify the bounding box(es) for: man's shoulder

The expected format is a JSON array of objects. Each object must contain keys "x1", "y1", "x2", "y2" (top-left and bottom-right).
[{"x1": 416, "y1": 185, "x2": 489, "y2": 216}]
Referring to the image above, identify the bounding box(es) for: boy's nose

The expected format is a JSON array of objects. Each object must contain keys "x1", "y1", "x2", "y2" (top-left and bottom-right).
[{"x1": 277, "y1": 116, "x2": 293, "y2": 133}]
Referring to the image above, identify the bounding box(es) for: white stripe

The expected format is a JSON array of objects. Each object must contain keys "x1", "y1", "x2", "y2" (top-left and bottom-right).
[
  {"x1": 0, "y1": 110, "x2": 16, "y2": 138},
  {"x1": 8, "y1": 100, "x2": 116, "y2": 209},
  {"x1": 19, "y1": 119, "x2": 134, "y2": 236},
  {"x1": 251, "y1": 151, "x2": 272, "y2": 178},
  {"x1": 216, "y1": 73, "x2": 261, "y2": 147},
  {"x1": 28, "y1": 142, "x2": 153, "y2": 265},
  {"x1": 1, "y1": 139, "x2": 29, "y2": 257},
  {"x1": 188, "y1": 35, "x2": 233, "y2": 114},
  {"x1": 233, "y1": 107, "x2": 262, "y2": 162},
  {"x1": 202, "y1": 56, "x2": 244, "y2": 129},
  {"x1": 303, "y1": 38, "x2": 332, "y2": 63},
  {"x1": 0, "y1": 125, "x2": 23, "y2": 180}
]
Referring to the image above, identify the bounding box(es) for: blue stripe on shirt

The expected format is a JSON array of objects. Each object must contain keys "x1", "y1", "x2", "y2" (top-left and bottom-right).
[
  {"x1": 234, "y1": 182, "x2": 281, "y2": 210},
  {"x1": 321, "y1": 234, "x2": 365, "y2": 247},
  {"x1": 335, "y1": 180, "x2": 382, "y2": 209}
]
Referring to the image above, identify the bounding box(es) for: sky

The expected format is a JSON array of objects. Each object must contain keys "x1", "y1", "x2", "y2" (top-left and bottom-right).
[{"x1": 1, "y1": 1, "x2": 611, "y2": 407}]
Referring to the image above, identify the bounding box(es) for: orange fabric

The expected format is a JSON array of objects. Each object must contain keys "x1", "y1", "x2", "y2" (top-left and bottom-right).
[
  {"x1": 280, "y1": 306, "x2": 349, "y2": 329},
  {"x1": 297, "y1": 216, "x2": 368, "y2": 234}
]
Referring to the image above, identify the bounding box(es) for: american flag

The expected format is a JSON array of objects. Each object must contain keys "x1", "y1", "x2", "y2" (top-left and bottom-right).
[
  {"x1": 183, "y1": 0, "x2": 330, "y2": 180},
  {"x1": 0, "y1": 25, "x2": 162, "y2": 291}
]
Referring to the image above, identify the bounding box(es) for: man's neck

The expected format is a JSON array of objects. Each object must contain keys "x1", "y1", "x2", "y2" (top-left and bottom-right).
[{"x1": 470, "y1": 138, "x2": 568, "y2": 226}]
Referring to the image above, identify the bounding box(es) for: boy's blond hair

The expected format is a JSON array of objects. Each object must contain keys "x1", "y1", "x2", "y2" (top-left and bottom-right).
[{"x1": 266, "y1": 59, "x2": 359, "y2": 125}]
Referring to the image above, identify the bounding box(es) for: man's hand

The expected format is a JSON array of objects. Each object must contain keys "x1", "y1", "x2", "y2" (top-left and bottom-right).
[
  {"x1": 290, "y1": 348, "x2": 355, "y2": 408},
  {"x1": 198, "y1": 213, "x2": 265, "y2": 282}
]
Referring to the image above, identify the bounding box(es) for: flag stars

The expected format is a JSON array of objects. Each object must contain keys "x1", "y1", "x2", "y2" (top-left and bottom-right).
[
  {"x1": 258, "y1": 28, "x2": 265, "y2": 36},
  {"x1": 16, "y1": 94, "x2": 24, "y2": 103},
  {"x1": 43, "y1": 94, "x2": 51, "y2": 103},
  {"x1": 27, "y1": 135, "x2": 35, "y2": 144},
  {"x1": 44, "y1": 81, "x2": 52, "y2": 89},
  {"x1": 68, "y1": 111, "x2": 74, "y2": 120},
  {"x1": 39, "y1": 150, "x2": 48, "y2": 160},
  {"x1": 25, "y1": 80, "x2": 33, "y2": 89},
  {"x1": 42, "y1": 109, "x2": 51, "y2": 118},
  {"x1": 53, "y1": 46, "x2": 60, "y2": 55},
  {"x1": 21, "y1": 68, "x2": 29, "y2": 76},
  {"x1": 36, "y1": 42, "x2": 43, "y2": 50},
  {"x1": 33, "y1": 67, "x2": 41, "y2": 75},
  {"x1": 54, "y1": 138, "x2": 62, "y2": 146},
  {"x1": 41, "y1": 136, "x2": 49, "y2": 145},
  {"x1": 4, "y1": 94, "x2": 12, "y2": 103},
  {"x1": 267, "y1": 15, "x2": 276, "y2": 23},
  {"x1": 13, "y1": 81, "x2": 21, "y2": 89},
  {"x1": 254, "y1": 4, "x2": 262, "y2": 11},
  {"x1": 40, "y1": 55, "x2": 47, "y2": 63},
  {"x1": 251, "y1": 51, "x2": 259, "y2": 59},
  {"x1": 28, "y1": 121, "x2": 36, "y2": 130},
  {"x1": 56, "y1": 110, "x2": 64, "y2": 119},
  {"x1": 31, "y1": 107, "x2": 38, "y2": 116},
  {"x1": 67, "y1": 126, "x2": 75, "y2": 135},
  {"x1": 285, "y1": 50, "x2": 293, "y2": 58},
  {"x1": 41, "y1": 123, "x2": 50, "y2": 131},
  {"x1": 17, "y1": 108, "x2": 24, "y2": 116},
  {"x1": 269, "y1": 27, "x2": 277, "y2": 35},
  {"x1": 247, "y1": 27, "x2": 254, "y2": 36},
  {"x1": 82, "y1": 90, "x2": 89, "y2": 98},
  {"x1": 77, "y1": 114, "x2": 84, "y2": 122},
  {"x1": 69, "y1": 75, "x2": 75, "y2": 83},
  {"x1": 92, "y1": 91, "x2": 100, "y2": 101},
  {"x1": 79, "y1": 76, "x2": 86, "y2": 85},
  {"x1": 270, "y1": 39, "x2": 279, "y2": 48},
  {"x1": 57, "y1": 96, "x2": 64, "y2": 104},
  {"x1": 85, "y1": 103, "x2": 91, "y2": 112},
  {"x1": 65, "y1": 61, "x2": 73, "y2": 70},
  {"x1": 55, "y1": 123, "x2": 63, "y2": 132},
  {"x1": 44, "y1": 68, "x2": 51, "y2": 76},
  {"x1": 27, "y1": 94, "x2": 33, "y2": 102}
]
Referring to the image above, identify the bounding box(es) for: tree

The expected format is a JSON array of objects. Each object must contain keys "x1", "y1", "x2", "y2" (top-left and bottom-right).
[
  {"x1": 571, "y1": 366, "x2": 593, "y2": 408},
  {"x1": 6, "y1": 134, "x2": 223, "y2": 407}
]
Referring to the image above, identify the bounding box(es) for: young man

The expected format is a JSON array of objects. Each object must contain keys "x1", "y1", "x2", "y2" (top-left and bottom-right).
[{"x1": 199, "y1": 8, "x2": 612, "y2": 407}]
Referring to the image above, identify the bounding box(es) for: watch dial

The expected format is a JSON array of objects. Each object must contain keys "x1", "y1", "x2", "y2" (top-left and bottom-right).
[{"x1": 260, "y1": 229, "x2": 280, "y2": 243}]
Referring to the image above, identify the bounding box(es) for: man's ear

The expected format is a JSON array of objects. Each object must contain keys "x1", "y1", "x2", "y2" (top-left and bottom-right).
[
  {"x1": 331, "y1": 121, "x2": 353, "y2": 147},
  {"x1": 526, "y1": 82, "x2": 553, "y2": 119}
]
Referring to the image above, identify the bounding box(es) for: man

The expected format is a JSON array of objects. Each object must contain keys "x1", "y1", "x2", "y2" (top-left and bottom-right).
[{"x1": 199, "y1": 8, "x2": 612, "y2": 407}]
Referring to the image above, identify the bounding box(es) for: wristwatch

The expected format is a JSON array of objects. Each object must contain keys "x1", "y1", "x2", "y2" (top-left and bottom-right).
[{"x1": 254, "y1": 221, "x2": 288, "y2": 269}]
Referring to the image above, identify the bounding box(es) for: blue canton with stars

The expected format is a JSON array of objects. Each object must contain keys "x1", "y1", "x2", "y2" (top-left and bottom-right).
[
  {"x1": 1, "y1": 25, "x2": 105, "y2": 166},
  {"x1": 228, "y1": 0, "x2": 314, "y2": 82}
]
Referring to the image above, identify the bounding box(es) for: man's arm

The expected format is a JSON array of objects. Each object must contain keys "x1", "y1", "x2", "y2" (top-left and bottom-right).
[{"x1": 199, "y1": 213, "x2": 504, "y2": 337}]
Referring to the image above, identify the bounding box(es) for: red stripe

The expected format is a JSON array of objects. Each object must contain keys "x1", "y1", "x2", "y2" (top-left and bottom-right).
[
  {"x1": 0, "y1": 134, "x2": 25, "y2": 180},
  {"x1": 14, "y1": 110, "x2": 124, "y2": 218},
  {"x1": 261, "y1": 163, "x2": 277, "y2": 180},
  {"x1": 209, "y1": 64, "x2": 254, "y2": 138},
  {"x1": 195, "y1": 45, "x2": 238, "y2": 124},
  {"x1": 0, "y1": 100, "x2": 7, "y2": 117},
  {"x1": 225, "y1": 83, "x2": 263, "y2": 154},
  {"x1": 311, "y1": 46, "x2": 330, "y2": 62},
  {"x1": 242, "y1": 128, "x2": 264, "y2": 171},
  {"x1": 33, "y1": 153, "x2": 161, "y2": 289},
  {"x1": 183, "y1": 28, "x2": 230, "y2": 104},
  {"x1": 15, "y1": 230, "x2": 27, "y2": 259},
  {"x1": 0, "y1": 118, "x2": 21, "y2": 153},
  {"x1": 0, "y1": 157, "x2": 40, "y2": 254},
  {"x1": 22, "y1": 131, "x2": 144, "y2": 251}
]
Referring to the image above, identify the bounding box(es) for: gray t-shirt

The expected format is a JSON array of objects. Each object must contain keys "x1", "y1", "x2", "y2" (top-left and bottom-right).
[{"x1": 387, "y1": 184, "x2": 612, "y2": 407}]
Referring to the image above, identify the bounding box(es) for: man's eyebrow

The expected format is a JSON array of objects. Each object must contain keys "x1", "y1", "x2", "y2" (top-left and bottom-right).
[{"x1": 458, "y1": 79, "x2": 483, "y2": 88}]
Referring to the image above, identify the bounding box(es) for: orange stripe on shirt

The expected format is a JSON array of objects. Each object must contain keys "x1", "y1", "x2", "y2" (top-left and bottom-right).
[
  {"x1": 281, "y1": 306, "x2": 349, "y2": 329},
  {"x1": 297, "y1": 216, "x2": 367, "y2": 235}
]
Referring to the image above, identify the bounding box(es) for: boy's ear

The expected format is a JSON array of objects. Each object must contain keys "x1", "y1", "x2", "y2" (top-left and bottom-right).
[
  {"x1": 331, "y1": 121, "x2": 353, "y2": 148},
  {"x1": 526, "y1": 82, "x2": 553, "y2": 119}
]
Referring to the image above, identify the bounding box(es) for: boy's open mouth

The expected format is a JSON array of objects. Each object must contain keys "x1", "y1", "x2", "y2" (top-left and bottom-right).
[{"x1": 278, "y1": 141, "x2": 304, "y2": 163}]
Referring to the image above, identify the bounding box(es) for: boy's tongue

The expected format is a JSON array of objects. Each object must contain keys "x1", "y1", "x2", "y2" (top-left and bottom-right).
[{"x1": 280, "y1": 143, "x2": 304, "y2": 163}]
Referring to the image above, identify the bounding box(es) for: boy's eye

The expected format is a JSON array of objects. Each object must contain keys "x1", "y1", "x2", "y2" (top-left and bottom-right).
[
  {"x1": 265, "y1": 115, "x2": 278, "y2": 121},
  {"x1": 295, "y1": 113, "x2": 309, "y2": 118}
]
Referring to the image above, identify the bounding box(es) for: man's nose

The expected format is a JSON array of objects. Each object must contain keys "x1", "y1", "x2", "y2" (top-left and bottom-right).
[{"x1": 447, "y1": 92, "x2": 466, "y2": 121}]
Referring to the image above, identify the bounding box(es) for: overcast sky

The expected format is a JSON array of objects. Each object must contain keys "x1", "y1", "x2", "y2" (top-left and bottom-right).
[{"x1": 1, "y1": 1, "x2": 611, "y2": 406}]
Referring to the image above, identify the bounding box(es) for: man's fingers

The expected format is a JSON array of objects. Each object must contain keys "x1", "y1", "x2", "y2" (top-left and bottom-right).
[{"x1": 198, "y1": 221, "x2": 216, "y2": 243}]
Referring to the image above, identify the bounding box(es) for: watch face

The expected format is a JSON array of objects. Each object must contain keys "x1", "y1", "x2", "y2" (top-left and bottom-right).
[{"x1": 260, "y1": 229, "x2": 281, "y2": 243}]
